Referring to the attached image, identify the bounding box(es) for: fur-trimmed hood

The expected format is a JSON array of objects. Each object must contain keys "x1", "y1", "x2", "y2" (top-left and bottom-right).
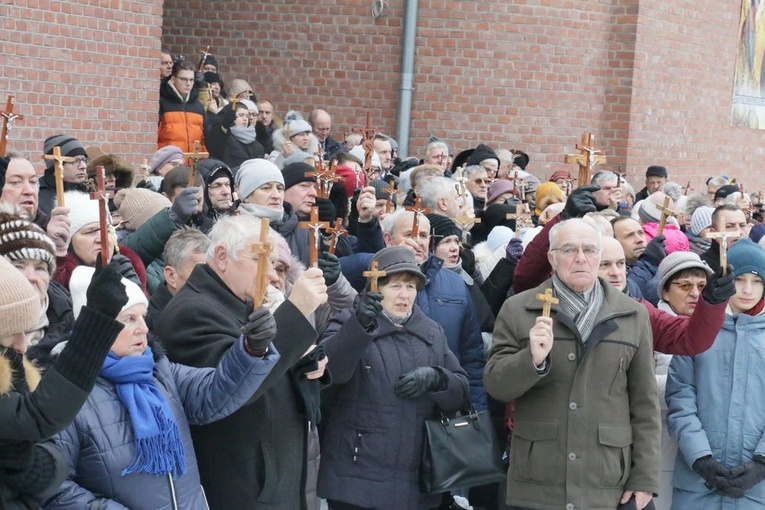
[{"x1": 0, "y1": 351, "x2": 41, "y2": 395}]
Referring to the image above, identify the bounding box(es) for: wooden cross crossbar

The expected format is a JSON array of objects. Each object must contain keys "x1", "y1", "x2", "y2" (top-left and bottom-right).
[
  {"x1": 506, "y1": 203, "x2": 532, "y2": 239},
  {"x1": 43, "y1": 146, "x2": 77, "y2": 207},
  {"x1": 89, "y1": 166, "x2": 111, "y2": 266},
  {"x1": 683, "y1": 181, "x2": 692, "y2": 196},
  {"x1": 454, "y1": 214, "x2": 481, "y2": 243},
  {"x1": 564, "y1": 133, "x2": 607, "y2": 186},
  {"x1": 181, "y1": 141, "x2": 209, "y2": 187},
  {"x1": 326, "y1": 217, "x2": 348, "y2": 255},
  {"x1": 536, "y1": 288, "x2": 559, "y2": 317},
  {"x1": 703, "y1": 218, "x2": 742, "y2": 275},
  {"x1": 363, "y1": 260, "x2": 387, "y2": 292},
  {"x1": 354, "y1": 111, "x2": 378, "y2": 179},
  {"x1": 656, "y1": 197, "x2": 677, "y2": 237},
  {"x1": 382, "y1": 180, "x2": 399, "y2": 213},
  {"x1": 405, "y1": 197, "x2": 430, "y2": 235},
  {"x1": 298, "y1": 206, "x2": 330, "y2": 267},
  {"x1": 0, "y1": 95, "x2": 24, "y2": 157},
  {"x1": 250, "y1": 218, "x2": 273, "y2": 308}
]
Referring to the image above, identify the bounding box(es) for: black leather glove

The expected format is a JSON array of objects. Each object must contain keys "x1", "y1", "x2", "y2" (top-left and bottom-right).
[
  {"x1": 460, "y1": 248, "x2": 476, "y2": 276},
  {"x1": 240, "y1": 307, "x2": 277, "y2": 355},
  {"x1": 561, "y1": 185, "x2": 600, "y2": 219},
  {"x1": 693, "y1": 455, "x2": 741, "y2": 490},
  {"x1": 640, "y1": 234, "x2": 666, "y2": 266},
  {"x1": 355, "y1": 290, "x2": 383, "y2": 332},
  {"x1": 505, "y1": 238, "x2": 523, "y2": 265},
  {"x1": 703, "y1": 265, "x2": 736, "y2": 305},
  {"x1": 728, "y1": 457, "x2": 765, "y2": 491},
  {"x1": 315, "y1": 197, "x2": 337, "y2": 224},
  {"x1": 219, "y1": 104, "x2": 237, "y2": 129},
  {"x1": 0, "y1": 440, "x2": 34, "y2": 473},
  {"x1": 318, "y1": 251, "x2": 341, "y2": 286},
  {"x1": 193, "y1": 70, "x2": 205, "y2": 88},
  {"x1": 394, "y1": 367, "x2": 446, "y2": 398},
  {"x1": 717, "y1": 485, "x2": 746, "y2": 498},
  {"x1": 86, "y1": 258, "x2": 129, "y2": 319},
  {"x1": 169, "y1": 186, "x2": 200, "y2": 226}
]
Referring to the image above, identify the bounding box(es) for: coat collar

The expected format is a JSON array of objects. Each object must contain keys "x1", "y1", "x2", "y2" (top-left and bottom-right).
[
  {"x1": 374, "y1": 305, "x2": 436, "y2": 346},
  {"x1": 185, "y1": 264, "x2": 249, "y2": 319},
  {"x1": 0, "y1": 351, "x2": 41, "y2": 395}
]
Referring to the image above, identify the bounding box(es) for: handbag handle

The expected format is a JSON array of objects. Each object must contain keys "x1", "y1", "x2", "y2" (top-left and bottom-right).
[{"x1": 436, "y1": 383, "x2": 480, "y2": 434}]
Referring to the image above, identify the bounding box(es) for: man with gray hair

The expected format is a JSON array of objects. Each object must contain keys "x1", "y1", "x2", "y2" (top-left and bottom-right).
[
  {"x1": 590, "y1": 169, "x2": 622, "y2": 210},
  {"x1": 417, "y1": 176, "x2": 461, "y2": 218},
  {"x1": 485, "y1": 218, "x2": 661, "y2": 510},
  {"x1": 160, "y1": 214, "x2": 330, "y2": 509},
  {"x1": 422, "y1": 139, "x2": 449, "y2": 174}
]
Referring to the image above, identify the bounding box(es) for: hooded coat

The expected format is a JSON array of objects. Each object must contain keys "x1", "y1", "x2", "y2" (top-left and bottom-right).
[{"x1": 158, "y1": 77, "x2": 207, "y2": 153}]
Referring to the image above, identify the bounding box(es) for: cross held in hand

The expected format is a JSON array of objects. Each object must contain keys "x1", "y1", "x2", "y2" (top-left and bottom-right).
[
  {"x1": 454, "y1": 213, "x2": 481, "y2": 243},
  {"x1": 703, "y1": 218, "x2": 742, "y2": 276},
  {"x1": 0, "y1": 95, "x2": 24, "y2": 157},
  {"x1": 656, "y1": 196, "x2": 677, "y2": 236},
  {"x1": 326, "y1": 217, "x2": 348, "y2": 255},
  {"x1": 506, "y1": 203, "x2": 532, "y2": 239},
  {"x1": 363, "y1": 261, "x2": 387, "y2": 292},
  {"x1": 250, "y1": 218, "x2": 273, "y2": 308},
  {"x1": 536, "y1": 288, "x2": 559, "y2": 317},
  {"x1": 564, "y1": 132, "x2": 607, "y2": 186},
  {"x1": 382, "y1": 180, "x2": 398, "y2": 213},
  {"x1": 298, "y1": 206, "x2": 330, "y2": 267},
  {"x1": 181, "y1": 140, "x2": 209, "y2": 187},
  {"x1": 405, "y1": 197, "x2": 431, "y2": 235},
  {"x1": 43, "y1": 146, "x2": 77, "y2": 208},
  {"x1": 89, "y1": 166, "x2": 111, "y2": 266}
]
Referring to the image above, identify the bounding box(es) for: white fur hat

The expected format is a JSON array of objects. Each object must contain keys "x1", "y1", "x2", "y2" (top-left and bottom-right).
[{"x1": 69, "y1": 265, "x2": 148, "y2": 320}]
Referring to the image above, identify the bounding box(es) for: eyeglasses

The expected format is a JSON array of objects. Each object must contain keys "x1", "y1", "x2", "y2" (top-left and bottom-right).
[
  {"x1": 64, "y1": 157, "x2": 88, "y2": 167},
  {"x1": 550, "y1": 244, "x2": 600, "y2": 257},
  {"x1": 671, "y1": 281, "x2": 707, "y2": 292},
  {"x1": 471, "y1": 178, "x2": 492, "y2": 186}
]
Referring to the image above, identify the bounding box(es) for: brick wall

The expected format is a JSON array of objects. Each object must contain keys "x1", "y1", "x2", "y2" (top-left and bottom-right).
[{"x1": 0, "y1": 0, "x2": 163, "y2": 170}]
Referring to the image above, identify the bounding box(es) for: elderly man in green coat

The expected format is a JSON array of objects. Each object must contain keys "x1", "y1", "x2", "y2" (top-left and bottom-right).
[{"x1": 485, "y1": 218, "x2": 660, "y2": 510}]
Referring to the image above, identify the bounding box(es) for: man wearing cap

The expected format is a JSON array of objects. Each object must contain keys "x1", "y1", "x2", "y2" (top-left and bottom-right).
[
  {"x1": 39, "y1": 134, "x2": 89, "y2": 216},
  {"x1": 635, "y1": 165, "x2": 668, "y2": 202},
  {"x1": 465, "y1": 143, "x2": 500, "y2": 180},
  {"x1": 198, "y1": 158, "x2": 235, "y2": 224},
  {"x1": 308, "y1": 109, "x2": 343, "y2": 161},
  {"x1": 486, "y1": 218, "x2": 661, "y2": 510},
  {"x1": 158, "y1": 60, "x2": 207, "y2": 153}
]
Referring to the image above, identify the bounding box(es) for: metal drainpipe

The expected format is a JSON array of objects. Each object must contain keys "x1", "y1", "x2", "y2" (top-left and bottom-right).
[{"x1": 395, "y1": 0, "x2": 418, "y2": 159}]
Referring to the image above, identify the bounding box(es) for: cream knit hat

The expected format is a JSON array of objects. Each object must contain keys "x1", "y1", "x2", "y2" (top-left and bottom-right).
[
  {"x1": 0, "y1": 257, "x2": 41, "y2": 338},
  {"x1": 113, "y1": 188, "x2": 171, "y2": 231}
]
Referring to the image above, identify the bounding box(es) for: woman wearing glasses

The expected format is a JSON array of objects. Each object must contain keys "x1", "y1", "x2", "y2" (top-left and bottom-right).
[{"x1": 666, "y1": 239, "x2": 765, "y2": 508}]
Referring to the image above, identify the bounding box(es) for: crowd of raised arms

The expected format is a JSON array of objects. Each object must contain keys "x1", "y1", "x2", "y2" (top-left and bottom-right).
[{"x1": 0, "y1": 49, "x2": 764, "y2": 510}]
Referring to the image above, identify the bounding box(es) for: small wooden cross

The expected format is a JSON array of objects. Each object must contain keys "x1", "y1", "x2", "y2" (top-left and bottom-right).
[
  {"x1": 197, "y1": 45, "x2": 211, "y2": 71},
  {"x1": 319, "y1": 159, "x2": 341, "y2": 198},
  {"x1": 564, "y1": 133, "x2": 607, "y2": 186},
  {"x1": 139, "y1": 158, "x2": 150, "y2": 182},
  {"x1": 0, "y1": 95, "x2": 24, "y2": 157},
  {"x1": 703, "y1": 217, "x2": 742, "y2": 275},
  {"x1": 511, "y1": 171, "x2": 525, "y2": 200},
  {"x1": 683, "y1": 181, "x2": 692, "y2": 196},
  {"x1": 325, "y1": 217, "x2": 348, "y2": 255},
  {"x1": 655, "y1": 196, "x2": 677, "y2": 236},
  {"x1": 405, "y1": 197, "x2": 431, "y2": 236},
  {"x1": 355, "y1": 111, "x2": 378, "y2": 179},
  {"x1": 43, "y1": 146, "x2": 77, "y2": 208},
  {"x1": 363, "y1": 260, "x2": 387, "y2": 292},
  {"x1": 382, "y1": 180, "x2": 399, "y2": 213},
  {"x1": 89, "y1": 166, "x2": 111, "y2": 266},
  {"x1": 298, "y1": 206, "x2": 329, "y2": 267},
  {"x1": 454, "y1": 168, "x2": 469, "y2": 204},
  {"x1": 454, "y1": 213, "x2": 481, "y2": 243},
  {"x1": 506, "y1": 203, "x2": 533, "y2": 239},
  {"x1": 181, "y1": 141, "x2": 209, "y2": 187},
  {"x1": 250, "y1": 218, "x2": 273, "y2": 308},
  {"x1": 536, "y1": 288, "x2": 559, "y2": 317}
]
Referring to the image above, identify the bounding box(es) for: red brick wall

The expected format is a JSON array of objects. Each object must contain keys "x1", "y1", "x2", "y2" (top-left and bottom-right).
[{"x1": 0, "y1": 1, "x2": 163, "y2": 171}]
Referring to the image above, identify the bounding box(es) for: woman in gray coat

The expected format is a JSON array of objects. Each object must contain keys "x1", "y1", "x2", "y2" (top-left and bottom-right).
[{"x1": 44, "y1": 266, "x2": 280, "y2": 510}]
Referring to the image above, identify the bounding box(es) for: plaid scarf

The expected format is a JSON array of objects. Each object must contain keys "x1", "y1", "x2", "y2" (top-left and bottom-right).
[{"x1": 552, "y1": 275, "x2": 604, "y2": 344}]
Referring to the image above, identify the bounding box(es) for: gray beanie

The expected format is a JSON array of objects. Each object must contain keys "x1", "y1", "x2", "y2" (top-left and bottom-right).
[
  {"x1": 149, "y1": 145, "x2": 184, "y2": 174},
  {"x1": 43, "y1": 134, "x2": 87, "y2": 171},
  {"x1": 235, "y1": 159, "x2": 283, "y2": 201},
  {"x1": 657, "y1": 251, "x2": 713, "y2": 295},
  {"x1": 282, "y1": 151, "x2": 314, "y2": 167},
  {"x1": 690, "y1": 206, "x2": 714, "y2": 236}
]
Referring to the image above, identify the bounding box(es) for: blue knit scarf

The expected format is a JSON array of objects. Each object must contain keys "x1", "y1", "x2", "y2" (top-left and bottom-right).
[{"x1": 99, "y1": 347, "x2": 187, "y2": 478}]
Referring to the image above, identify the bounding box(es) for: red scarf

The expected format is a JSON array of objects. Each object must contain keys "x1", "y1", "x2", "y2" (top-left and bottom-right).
[{"x1": 744, "y1": 298, "x2": 765, "y2": 316}]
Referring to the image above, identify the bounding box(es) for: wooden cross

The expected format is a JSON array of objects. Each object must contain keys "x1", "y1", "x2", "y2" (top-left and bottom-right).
[
  {"x1": 656, "y1": 196, "x2": 677, "y2": 236},
  {"x1": 319, "y1": 159, "x2": 341, "y2": 198},
  {"x1": 43, "y1": 146, "x2": 77, "y2": 207},
  {"x1": 250, "y1": 218, "x2": 273, "y2": 308},
  {"x1": 181, "y1": 141, "x2": 209, "y2": 186},
  {"x1": 536, "y1": 288, "x2": 559, "y2": 317},
  {"x1": 454, "y1": 213, "x2": 481, "y2": 243},
  {"x1": 506, "y1": 203, "x2": 533, "y2": 239},
  {"x1": 564, "y1": 133, "x2": 607, "y2": 186},
  {"x1": 363, "y1": 260, "x2": 387, "y2": 292},
  {"x1": 139, "y1": 158, "x2": 150, "y2": 182},
  {"x1": 197, "y1": 45, "x2": 211, "y2": 71},
  {"x1": 0, "y1": 95, "x2": 24, "y2": 157},
  {"x1": 298, "y1": 206, "x2": 329, "y2": 267},
  {"x1": 683, "y1": 181, "x2": 692, "y2": 196},
  {"x1": 405, "y1": 197, "x2": 431, "y2": 236},
  {"x1": 355, "y1": 111, "x2": 378, "y2": 179},
  {"x1": 511, "y1": 171, "x2": 525, "y2": 200},
  {"x1": 325, "y1": 217, "x2": 348, "y2": 255},
  {"x1": 454, "y1": 168, "x2": 469, "y2": 204},
  {"x1": 703, "y1": 217, "x2": 742, "y2": 275},
  {"x1": 382, "y1": 180, "x2": 399, "y2": 213},
  {"x1": 89, "y1": 166, "x2": 111, "y2": 266}
]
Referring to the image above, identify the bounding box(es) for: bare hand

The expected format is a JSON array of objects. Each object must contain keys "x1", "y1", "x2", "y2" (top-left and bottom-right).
[
  {"x1": 608, "y1": 188, "x2": 623, "y2": 210},
  {"x1": 282, "y1": 140, "x2": 295, "y2": 158},
  {"x1": 305, "y1": 355, "x2": 328, "y2": 380},
  {"x1": 48, "y1": 206, "x2": 72, "y2": 257},
  {"x1": 356, "y1": 186, "x2": 376, "y2": 223},
  {"x1": 621, "y1": 490, "x2": 653, "y2": 510},
  {"x1": 287, "y1": 267, "x2": 328, "y2": 317},
  {"x1": 529, "y1": 316, "x2": 554, "y2": 366}
]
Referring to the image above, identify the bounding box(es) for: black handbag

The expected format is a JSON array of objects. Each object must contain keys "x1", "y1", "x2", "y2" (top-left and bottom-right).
[{"x1": 420, "y1": 400, "x2": 507, "y2": 493}]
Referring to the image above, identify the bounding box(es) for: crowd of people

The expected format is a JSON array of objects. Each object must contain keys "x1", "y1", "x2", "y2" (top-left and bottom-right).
[{"x1": 0, "y1": 51, "x2": 764, "y2": 510}]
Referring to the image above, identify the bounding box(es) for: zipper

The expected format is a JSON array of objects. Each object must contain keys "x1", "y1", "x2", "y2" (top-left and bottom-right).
[
  {"x1": 609, "y1": 357, "x2": 624, "y2": 395},
  {"x1": 353, "y1": 431, "x2": 363, "y2": 462},
  {"x1": 168, "y1": 473, "x2": 178, "y2": 510}
]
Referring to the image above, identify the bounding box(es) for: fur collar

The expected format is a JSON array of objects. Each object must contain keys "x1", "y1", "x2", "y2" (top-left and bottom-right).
[{"x1": 0, "y1": 353, "x2": 41, "y2": 395}]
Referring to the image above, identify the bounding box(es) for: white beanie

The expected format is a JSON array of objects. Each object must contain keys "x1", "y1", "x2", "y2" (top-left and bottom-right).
[
  {"x1": 350, "y1": 145, "x2": 381, "y2": 169},
  {"x1": 235, "y1": 159, "x2": 284, "y2": 201},
  {"x1": 69, "y1": 265, "x2": 148, "y2": 320},
  {"x1": 62, "y1": 191, "x2": 111, "y2": 236}
]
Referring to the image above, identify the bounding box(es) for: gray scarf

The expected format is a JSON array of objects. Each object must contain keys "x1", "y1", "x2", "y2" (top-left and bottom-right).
[
  {"x1": 230, "y1": 126, "x2": 258, "y2": 145},
  {"x1": 552, "y1": 274, "x2": 604, "y2": 344},
  {"x1": 237, "y1": 202, "x2": 283, "y2": 222}
]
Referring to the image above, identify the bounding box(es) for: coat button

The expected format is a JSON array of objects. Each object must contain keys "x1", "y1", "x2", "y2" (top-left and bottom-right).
[
  {"x1": 568, "y1": 352, "x2": 576, "y2": 361},
  {"x1": 568, "y1": 452, "x2": 577, "y2": 461},
  {"x1": 569, "y1": 402, "x2": 577, "y2": 411},
  {"x1": 566, "y1": 504, "x2": 575, "y2": 510}
]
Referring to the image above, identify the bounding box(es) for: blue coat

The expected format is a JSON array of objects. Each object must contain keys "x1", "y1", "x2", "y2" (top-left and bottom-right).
[
  {"x1": 45, "y1": 340, "x2": 279, "y2": 510},
  {"x1": 318, "y1": 306, "x2": 468, "y2": 509},
  {"x1": 340, "y1": 253, "x2": 487, "y2": 409},
  {"x1": 666, "y1": 311, "x2": 765, "y2": 509}
]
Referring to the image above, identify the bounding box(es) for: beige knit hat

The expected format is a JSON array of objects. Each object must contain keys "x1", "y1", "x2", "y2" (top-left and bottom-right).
[
  {"x1": 0, "y1": 256, "x2": 41, "y2": 338},
  {"x1": 113, "y1": 188, "x2": 171, "y2": 230}
]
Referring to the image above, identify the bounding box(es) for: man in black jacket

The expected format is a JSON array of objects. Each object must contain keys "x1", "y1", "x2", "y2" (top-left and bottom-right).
[
  {"x1": 309, "y1": 109, "x2": 343, "y2": 160},
  {"x1": 159, "y1": 214, "x2": 329, "y2": 510}
]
